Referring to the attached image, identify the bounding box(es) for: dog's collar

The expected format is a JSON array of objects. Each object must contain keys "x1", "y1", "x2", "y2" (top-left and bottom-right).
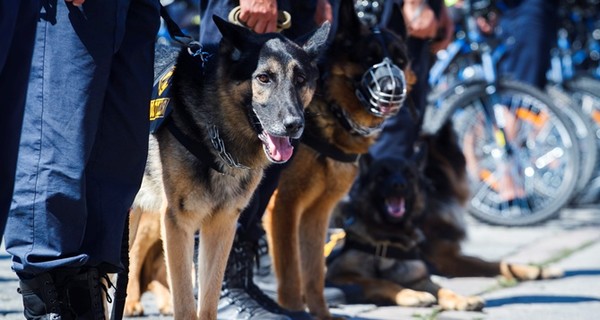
[
  {"x1": 329, "y1": 102, "x2": 384, "y2": 137},
  {"x1": 166, "y1": 115, "x2": 249, "y2": 174},
  {"x1": 301, "y1": 130, "x2": 360, "y2": 163},
  {"x1": 208, "y1": 125, "x2": 250, "y2": 170},
  {"x1": 342, "y1": 230, "x2": 421, "y2": 260}
]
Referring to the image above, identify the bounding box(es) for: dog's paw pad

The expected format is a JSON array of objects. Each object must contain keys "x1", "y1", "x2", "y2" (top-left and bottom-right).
[
  {"x1": 541, "y1": 266, "x2": 564, "y2": 279},
  {"x1": 124, "y1": 301, "x2": 144, "y2": 317},
  {"x1": 438, "y1": 288, "x2": 485, "y2": 311},
  {"x1": 395, "y1": 289, "x2": 436, "y2": 307}
]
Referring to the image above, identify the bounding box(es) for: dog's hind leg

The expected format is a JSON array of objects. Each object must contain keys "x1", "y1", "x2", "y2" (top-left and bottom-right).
[
  {"x1": 196, "y1": 211, "x2": 238, "y2": 320},
  {"x1": 125, "y1": 209, "x2": 161, "y2": 317},
  {"x1": 424, "y1": 240, "x2": 501, "y2": 277},
  {"x1": 162, "y1": 207, "x2": 198, "y2": 320},
  {"x1": 333, "y1": 274, "x2": 436, "y2": 307},
  {"x1": 148, "y1": 280, "x2": 173, "y2": 315}
]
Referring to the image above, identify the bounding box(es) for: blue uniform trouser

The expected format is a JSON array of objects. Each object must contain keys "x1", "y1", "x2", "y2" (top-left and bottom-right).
[
  {"x1": 0, "y1": 0, "x2": 39, "y2": 237},
  {"x1": 498, "y1": 0, "x2": 558, "y2": 88},
  {"x1": 5, "y1": 0, "x2": 160, "y2": 276}
]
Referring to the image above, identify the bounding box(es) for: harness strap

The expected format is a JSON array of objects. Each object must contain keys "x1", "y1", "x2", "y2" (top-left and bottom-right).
[
  {"x1": 342, "y1": 231, "x2": 421, "y2": 261},
  {"x1": 166, "y1": 118, "x2": 225, "y2": 174},
  {"x1": 329, "y1": 102, "x2": 384, "y2": 137}
]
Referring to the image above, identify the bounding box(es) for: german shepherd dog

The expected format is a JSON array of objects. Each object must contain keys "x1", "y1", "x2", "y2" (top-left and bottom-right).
[
  {"x1": 128, "y1": 16, "x2": 330, "y2": 319},
  {"x1": 325, "y1": 122, "x2": 563, "y2": 310},
  {"x1": 264, "y1": 0, "x2": 412, "y2": 318}
]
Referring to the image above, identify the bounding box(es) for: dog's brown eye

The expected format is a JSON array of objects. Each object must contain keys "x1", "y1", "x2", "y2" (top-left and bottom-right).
[
  {"x1": 256, "y1": 74, "x2": 270, "y2": 83},
  {"x1": 295, "y1": 75, "x2": 306, "y2": 85}
]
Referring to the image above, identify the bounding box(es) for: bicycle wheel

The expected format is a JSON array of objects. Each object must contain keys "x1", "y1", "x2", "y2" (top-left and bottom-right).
[
  {"x1": 436, "y1": 80, "x2": 580, "y2": 226},
  {"x1": 546, "y1": 85, "x2": 597, "y2": 194},
  {"x1": 564, "y1": 76, "x2": 600, "y2": 205}
]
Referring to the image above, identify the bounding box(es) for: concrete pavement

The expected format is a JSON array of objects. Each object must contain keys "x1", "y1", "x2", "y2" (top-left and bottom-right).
[{"x1": 1, "y1": 207, "x2": 599, "y2": 320}]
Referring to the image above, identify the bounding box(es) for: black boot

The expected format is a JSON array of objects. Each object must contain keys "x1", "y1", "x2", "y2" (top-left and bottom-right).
[
  {"x1": 18, "y1": 273, "x2": 62, "y2": 320},
  {"x1": 218, "y1": 234, "x2": 311, "y2": 320},
  {"x1": 18, "y1": 268, "x2": 108, "y2": 320}
]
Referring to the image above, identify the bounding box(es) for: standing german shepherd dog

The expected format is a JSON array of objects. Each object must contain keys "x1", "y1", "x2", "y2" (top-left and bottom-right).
[
  {"x1": 325, "y1": 122, "x2": 563, "y2": 310},
  {"x1": 264, "y1": 0, "x2": 412, "y2": 318},
  {"x1": 130, "y1": 16, "x2": 329, "y2": 319}
]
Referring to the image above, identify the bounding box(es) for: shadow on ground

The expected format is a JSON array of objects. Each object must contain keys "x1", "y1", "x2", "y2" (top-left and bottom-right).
[{"x1": 485, "y1": 295, "x2": 600, "y2": 308}]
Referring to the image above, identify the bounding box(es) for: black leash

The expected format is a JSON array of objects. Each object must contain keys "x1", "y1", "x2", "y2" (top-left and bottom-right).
[{"x1": 110, "y1": 216, "x2": 130, "y2": 320}]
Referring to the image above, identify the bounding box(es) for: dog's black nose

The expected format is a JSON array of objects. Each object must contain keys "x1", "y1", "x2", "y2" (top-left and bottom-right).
[
  {"x1": 390, "y1": 176, "x2": 407, "y2": 190},
  {"x1": 284, "y1": 118, "x2": 304, "y2": 137}
]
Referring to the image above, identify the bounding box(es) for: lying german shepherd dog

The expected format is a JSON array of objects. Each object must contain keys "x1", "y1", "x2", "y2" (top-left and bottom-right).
[
  {"x1": 129, "y1": 16, "x2": 329, "y2": 319},
  {"x1": 264, "y1": 0, "x2": 412, "y2": 318},
  {"x1": 325, "y1": 122, "x2": 563, "y2": 310}
]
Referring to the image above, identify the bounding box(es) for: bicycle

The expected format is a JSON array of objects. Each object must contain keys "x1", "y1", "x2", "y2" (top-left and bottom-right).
[{"x1": 424, "y1": 0, "x2": 581, "y2": 226}]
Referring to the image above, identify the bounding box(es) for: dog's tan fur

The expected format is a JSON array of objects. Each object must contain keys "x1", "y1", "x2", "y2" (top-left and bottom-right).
[
  {"x1": 124, "y1": 208, "x2": 172, "y2": 317},
  {"x1": 129, "y1": 18, "x2": 329, "y2": 319},
  {"x1": 263, "y1": 1, "x2": 413, "y2": 318}
]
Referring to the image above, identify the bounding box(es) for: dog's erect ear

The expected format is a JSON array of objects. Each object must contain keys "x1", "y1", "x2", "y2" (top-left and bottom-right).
[
  {"x1": 213, "y1": 15, "x2": 257, "y2": 60},
  {"x1": 299, "y1": 21, "x2": 331, "y2": 60}
]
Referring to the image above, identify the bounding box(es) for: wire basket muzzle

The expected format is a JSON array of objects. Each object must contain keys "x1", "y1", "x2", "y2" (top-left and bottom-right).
[{"x1": 356, "y1": 58, "x2": 407, "y2": 118}]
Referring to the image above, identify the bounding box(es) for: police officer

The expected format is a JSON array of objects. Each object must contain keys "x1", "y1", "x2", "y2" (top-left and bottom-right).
[
  {"x1": 4, "y1": 0, "x2": 161, "y2": 318},
  {"x1": 0, "y1": 0, "x2": 39, "y2": 236}
]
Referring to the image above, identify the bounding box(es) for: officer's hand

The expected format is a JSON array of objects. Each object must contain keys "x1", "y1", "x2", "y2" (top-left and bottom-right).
[
  {"x1": 239, "y1": 0, "x2": 278, "y2": 34},
  {"x1": 403, "y1": 0, "x2": 439, "y2": 39},
  {"x1": 314, "y1": 0, "x2": 333, "y2": 25},
  {"x1": 65, "y1": 0, "x2": 85, "y2": 7}
]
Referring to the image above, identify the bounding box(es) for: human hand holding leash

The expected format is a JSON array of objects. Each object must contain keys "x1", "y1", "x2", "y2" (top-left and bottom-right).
[
  {"x1": 65, "y1": 0, "x2": 85, "y2": 7},
  {"x1": 403, "y1": 0, "x2": 439, "y2": 39},
  {"x1": 239, "y1": 0, "x2": 278, "y2": 33},
  {"x1": 314, "y1": 0, "x2": 333, "y2": 26}
]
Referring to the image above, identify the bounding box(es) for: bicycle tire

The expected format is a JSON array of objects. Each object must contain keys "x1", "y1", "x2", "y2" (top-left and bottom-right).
[
  {"x1": 546, "y1": 85, "x2": 597, "y2": 194},
  {"x1": 434, "y1": 80, "x2": 580, "y2": 226},
  {"x1": 564, "y1": 76, "x2": 600, "y2": 205}
]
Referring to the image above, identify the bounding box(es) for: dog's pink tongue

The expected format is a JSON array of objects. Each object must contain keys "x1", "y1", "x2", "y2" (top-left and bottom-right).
[
  {"x1": 386, "y1": 197, "x2": 406, "y2": 218},
  {"x1": 264, "y1": 132, "x2": 294, "y2": 162}
]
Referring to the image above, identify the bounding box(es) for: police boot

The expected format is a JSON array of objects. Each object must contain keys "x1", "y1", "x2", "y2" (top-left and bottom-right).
[
  {"x1": 18, "y1": 273, "x2": 63, "y2": 320},
  {"x1": 218, "y1": 234, "x2": 312, "y2": 320},
  {"x1": 18, "y1": 268, "x2": 108, "y2": 320}
]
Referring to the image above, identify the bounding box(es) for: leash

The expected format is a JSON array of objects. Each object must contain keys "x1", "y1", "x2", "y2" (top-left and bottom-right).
[
  {"x1": 227, "y1": 6, "x2": 292, "y2": 32},
  {"x1": 110, "y1": 217, "x2": 130, "y2": 320}
]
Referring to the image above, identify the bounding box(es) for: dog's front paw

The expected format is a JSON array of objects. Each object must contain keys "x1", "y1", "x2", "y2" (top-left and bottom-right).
[
  {"x1": 437, "y1": 288, "x2": 485, "y2": 311},
  {"x1": 158, "y1": 303, "x2": 173, "y2": 316},
  {"x1": 395, "y1": 289, "x2": 436, "y2": 307},
  {"x1": 501, "y1": 262, "x2": 564, "y2": 281},
  {"x1": 124, "y1": 300, "x2": 144, "y2": 317}
]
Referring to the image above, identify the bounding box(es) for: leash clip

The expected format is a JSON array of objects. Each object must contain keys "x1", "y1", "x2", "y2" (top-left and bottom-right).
[{"x1": 187, "y1": 41, "x2": 211, "y2": 67}]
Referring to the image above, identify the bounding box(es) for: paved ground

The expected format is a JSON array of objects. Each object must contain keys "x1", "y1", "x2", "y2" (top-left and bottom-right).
[{"x1": 1, "y1": 207, "x2": 599, "y2": 320}]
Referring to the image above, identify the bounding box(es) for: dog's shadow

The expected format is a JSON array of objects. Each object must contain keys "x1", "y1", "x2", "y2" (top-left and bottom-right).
[
  {"x1": 484, "y1": 295, "x2": 600, "y2": 308},
  {"x1": 484, "y1": 269, "x2": 600, "y2": 308}
]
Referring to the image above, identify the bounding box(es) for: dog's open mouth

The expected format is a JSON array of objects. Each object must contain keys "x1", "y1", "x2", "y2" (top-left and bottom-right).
[
  {"x1": 385, "y1": 196, "x2": 406, "y2": 218},
  {"x1": 258, "y1": 132, "x2": 294, "y2": 163}
]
